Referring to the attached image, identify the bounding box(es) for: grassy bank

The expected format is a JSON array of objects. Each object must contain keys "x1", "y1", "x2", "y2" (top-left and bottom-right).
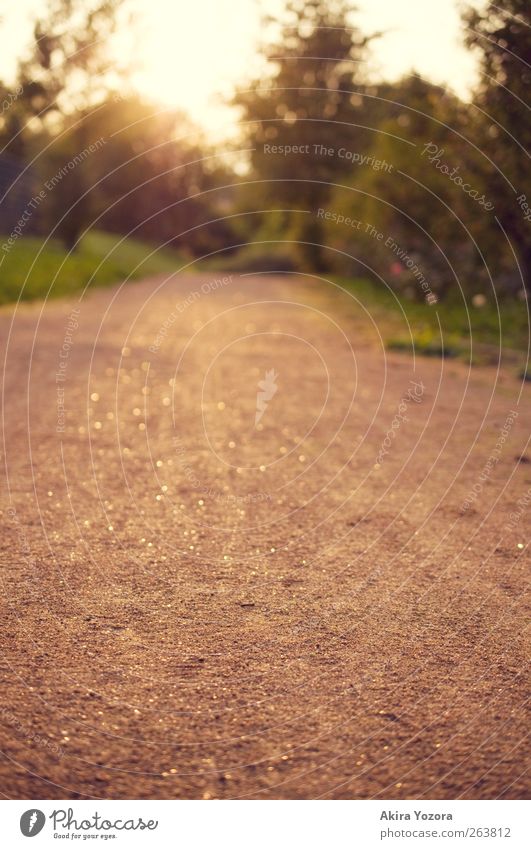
[
  {"x1": 336, "y1": 276, "x2": 530, "y2": 367},
  {"x1": 0, "y1": 231, "x2": 186, "y2": 306}
]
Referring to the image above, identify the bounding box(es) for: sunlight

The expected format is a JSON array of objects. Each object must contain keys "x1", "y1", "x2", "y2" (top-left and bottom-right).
[{"x1": 128, "y1": 0, "x2": 267, "y2": 134}]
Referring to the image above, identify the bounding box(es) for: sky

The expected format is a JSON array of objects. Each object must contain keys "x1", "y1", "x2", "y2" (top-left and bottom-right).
[{"x1": 0, "y1": 0, "x2": 486, "y2": 136}]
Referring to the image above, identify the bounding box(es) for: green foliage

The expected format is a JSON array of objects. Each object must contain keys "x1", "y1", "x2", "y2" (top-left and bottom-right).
[
  {"x1": 463, "y1": 0, "x2": 531, "y2": 289},
  {"x1": 15, "y1": 0, "x2": 126, "y2": 123},
  {"x1": 323, "y1": 75, "x2": 501, "y2": 301},
  {"x1": 0, "y1": 1, "x2": 127, "y2": 163}
]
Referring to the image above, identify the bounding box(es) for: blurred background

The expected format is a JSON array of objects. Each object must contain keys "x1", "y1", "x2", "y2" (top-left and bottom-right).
[{"x1": 0, "y1": 0, "x2": 529, "y2": 362}]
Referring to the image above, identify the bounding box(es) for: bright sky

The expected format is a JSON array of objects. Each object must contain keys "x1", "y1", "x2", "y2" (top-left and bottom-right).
[{"x1": 0, "y1": 0, "x2": 485, "y2": 136}]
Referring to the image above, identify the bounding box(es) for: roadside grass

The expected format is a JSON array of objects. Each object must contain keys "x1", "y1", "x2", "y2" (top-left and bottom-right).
[
  {"x1": 0, "y1": 231, "x2": 186, "y2": 305},
  {"x1": 336, "y1": 276, "x2": 530, "y2": 367}
]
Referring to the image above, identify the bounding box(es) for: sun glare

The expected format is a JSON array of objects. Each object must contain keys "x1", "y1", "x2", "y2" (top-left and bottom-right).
[{"x1": 128, "y1": 0, "x2": 266, "y2": 135}]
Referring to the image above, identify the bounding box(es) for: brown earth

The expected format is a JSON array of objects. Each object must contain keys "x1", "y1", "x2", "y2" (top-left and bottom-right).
[{"x1": 0, "y1": 272, "x2": 529, "y2": 799}]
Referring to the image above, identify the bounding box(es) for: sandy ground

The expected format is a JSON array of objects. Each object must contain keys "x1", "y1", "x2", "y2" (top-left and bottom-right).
[{"x1": 0, "y1": 271, "x2": 529, "y2": 799}]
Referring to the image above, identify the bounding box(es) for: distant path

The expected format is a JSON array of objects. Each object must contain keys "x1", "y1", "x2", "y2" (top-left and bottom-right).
[{"x1": 0, "y1": 272, "x2": 529, "y2": 799}]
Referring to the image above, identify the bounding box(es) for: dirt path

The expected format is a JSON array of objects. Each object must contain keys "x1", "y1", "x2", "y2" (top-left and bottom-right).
[{"x1": 0, "y1": 272, "x2": 529, "y2": 799}]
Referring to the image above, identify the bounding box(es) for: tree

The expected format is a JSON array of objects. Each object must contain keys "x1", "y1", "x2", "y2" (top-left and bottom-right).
[
  {"x1": 325, "y1": 75, "x2": 491, "y2": 301},
  {"x1": 463, "y1": 0, "x2": 531, "y2": 291},
  {"x1": 0, "y1": 0, "x2": 128, "y2": 248},
  {"x1": 79, "y1": 97, "x2": 234, "y2": 255},
  {"x1": 16, "y1": 0, "x2": 127, "y2": 123},
  {"x1": 36, "y1": 96, "x2": 235, "y2": 255},
  {"x1": 234, "y1": 0, "x2": 371, "y2": 271}
]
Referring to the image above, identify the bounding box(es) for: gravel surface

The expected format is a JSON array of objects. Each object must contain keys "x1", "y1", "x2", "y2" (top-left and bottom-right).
[{"x1": 0, "y1": 272, "x2": 529, "y2": 799}]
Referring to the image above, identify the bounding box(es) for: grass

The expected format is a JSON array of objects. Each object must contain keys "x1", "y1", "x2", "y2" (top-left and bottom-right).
[
  {"x1": 335, "y1": 276, "x2": 530, "y2": 366},
  {"x1": 0, "y1": 231, "x2": 186, "y2": 306}
]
